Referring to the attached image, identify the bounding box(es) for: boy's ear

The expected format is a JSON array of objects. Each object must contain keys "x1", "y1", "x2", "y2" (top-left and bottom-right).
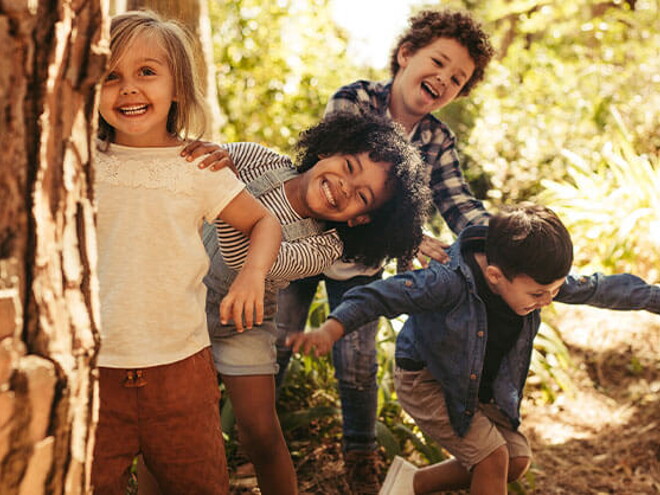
[
  {"x1": 347, "y1": 215, "x2": 371, "y2": 227},
  {"x1": 397, "y1": 43, "x2": 412, "y2": 68},
  {"x1": 484, "y1": 265, "x2": 505, "y2": 285}
]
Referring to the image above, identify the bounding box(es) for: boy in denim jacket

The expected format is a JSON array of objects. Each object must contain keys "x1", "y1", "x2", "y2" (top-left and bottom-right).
[{"x1": 287, "y1": 204, "x2": 659, "y2": 495}]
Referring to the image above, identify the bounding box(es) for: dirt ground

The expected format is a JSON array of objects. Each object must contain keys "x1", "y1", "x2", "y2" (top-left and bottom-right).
[
  {"x1": 229, "y1": 305, "x2": 660, "y2": 494},
  {"x1": 518, "y1": 306, "x2": 660, "y2": 494}
]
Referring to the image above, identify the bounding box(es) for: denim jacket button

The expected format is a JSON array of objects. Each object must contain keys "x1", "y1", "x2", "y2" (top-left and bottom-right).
[
  {"x1": 470, "y1": 374, "x2": 477, "y2": 380},
  {"x1": 404, "y1": 280, "x2": 413, "y2": 288},
  {"x1": 465, "y1": 410, "x2": 473, "y2": 416},
  {"x1": 477, "y1": 331, "x2": 484, "y2": 337}
]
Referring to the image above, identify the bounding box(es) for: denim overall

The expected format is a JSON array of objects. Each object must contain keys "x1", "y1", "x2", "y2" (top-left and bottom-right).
[{"x1": 203, "y1": 168, "x2": 326, "y2": 362}]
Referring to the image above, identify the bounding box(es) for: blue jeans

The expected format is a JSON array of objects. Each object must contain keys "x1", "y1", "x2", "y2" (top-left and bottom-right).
[{"x1": 276, "y1": 272, "x2": 382, "y2": 452}]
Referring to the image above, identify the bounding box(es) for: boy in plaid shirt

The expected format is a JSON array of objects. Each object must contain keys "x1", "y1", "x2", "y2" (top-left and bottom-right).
[{"x1": 276, "y1": 9, "x2": 495, "y2": 494}]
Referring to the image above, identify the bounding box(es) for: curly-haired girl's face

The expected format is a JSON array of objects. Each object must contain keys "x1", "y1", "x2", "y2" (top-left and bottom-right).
[{"x1": 287, "y1": 152, "x2": 394, "y2": 226}]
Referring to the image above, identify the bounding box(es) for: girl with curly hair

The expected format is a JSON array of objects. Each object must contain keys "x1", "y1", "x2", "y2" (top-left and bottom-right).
[{"x1": 140, "y1": 110, "x2": 430, "y2": 495}]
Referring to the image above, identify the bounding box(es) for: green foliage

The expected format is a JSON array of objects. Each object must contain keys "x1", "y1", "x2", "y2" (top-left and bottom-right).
[
  {"x1": 539, "y1": 110, "x2": 660, "y2": 282},
  {"x1": 458, "y1": 0, "x2": 660, "y2": 202},
  {"x1": 209, "y1": 0, "x2": 377, "y2": 153},
  {"x1": 526, "y1": 319, "x2": 574, "y2": 403}
]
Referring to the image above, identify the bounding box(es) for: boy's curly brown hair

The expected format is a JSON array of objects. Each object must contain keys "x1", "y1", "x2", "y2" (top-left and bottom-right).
[
  {"x1": 390, "y1": 9, "x2": 495, "y2": 97},
  {"x1": 296, "y1": 112, "x2": 431, "y2": 268}
]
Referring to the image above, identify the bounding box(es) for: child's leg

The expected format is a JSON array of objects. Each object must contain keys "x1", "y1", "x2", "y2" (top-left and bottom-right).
[
  {"x1": 222, "y1": 373, "x2": 297, "y2": 495},
  {"x1": 139, "y1": 348, "x2": 228, "y2": 495},
  {"x1": 212, "y1": 321, "x2": 297, "y2": 495},
  {"x1": 415, "y1": 450, "x2": 530, "y2": 493},
  {"x1": 394, "y1": 367, "x2": 531, "y2": 494},
  {"x1": 91, "y1": 367, "x2": 141, "y2": 494}
]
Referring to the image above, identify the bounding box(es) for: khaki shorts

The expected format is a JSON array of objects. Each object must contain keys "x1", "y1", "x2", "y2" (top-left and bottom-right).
[
  {"x1": 92, "y1": 348, "x2": 228, "y2": 494},
  {"x1": 395, "y1": 367, "x2": 531, "y2": 471}
]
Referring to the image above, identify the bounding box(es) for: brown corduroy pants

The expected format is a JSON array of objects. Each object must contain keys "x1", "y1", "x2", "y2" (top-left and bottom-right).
[{"x1": 91, "y1": 347, "x2": 228, "y2": 495}]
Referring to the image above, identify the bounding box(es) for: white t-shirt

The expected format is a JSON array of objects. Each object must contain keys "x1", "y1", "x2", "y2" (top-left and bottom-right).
[{"x1": 95, "y1": 143, "x2": 245, "y2": 368}]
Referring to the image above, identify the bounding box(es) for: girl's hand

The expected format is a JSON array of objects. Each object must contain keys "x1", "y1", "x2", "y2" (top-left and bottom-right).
[
  {"x1": 220, "y1": 268, "x2": 265, "y2": 333},
  {"x1": 181, "y1": 140, "x2": 236, "y2": 173},
  {"x1": 286, "y1": 319, "x2": 345, "y2": 356}
]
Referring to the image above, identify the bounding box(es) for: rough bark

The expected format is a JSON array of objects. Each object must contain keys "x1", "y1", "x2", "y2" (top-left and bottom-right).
[{"x1": 0, "y1": 1, "x2": 106, "y2": 494}]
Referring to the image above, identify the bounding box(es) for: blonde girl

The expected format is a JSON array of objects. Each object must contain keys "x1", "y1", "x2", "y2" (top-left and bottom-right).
[{"x1": 92, "y1": 11, "x2": 280, "y2": 494}]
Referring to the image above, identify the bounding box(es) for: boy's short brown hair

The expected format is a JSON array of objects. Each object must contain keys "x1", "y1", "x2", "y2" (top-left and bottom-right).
[
  {"x1": 486, "y1": 203, "x2": 574, "y2": 284},
  {"x1": 390, "y1": 9, "x2": 495, "y2": 97}
]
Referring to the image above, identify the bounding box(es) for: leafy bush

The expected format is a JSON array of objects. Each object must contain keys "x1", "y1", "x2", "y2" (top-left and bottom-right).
[
  {"x1": 457, "y1": 0, "x2": 660, "y2": 202},
  {"x1": 539, "y1": 110, "x2": 660, "y2": 282}
]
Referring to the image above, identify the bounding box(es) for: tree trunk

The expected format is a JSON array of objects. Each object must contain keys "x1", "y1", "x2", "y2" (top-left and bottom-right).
[
  {"x1": 123, "y1": 0, "x2": 223, "y2": 140},
  {"x1": 0, "y1": 1, "x2": 106, "y2": 494}
]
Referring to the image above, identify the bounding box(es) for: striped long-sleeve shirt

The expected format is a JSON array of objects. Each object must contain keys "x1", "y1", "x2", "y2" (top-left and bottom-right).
[{"x1": 214, "y1": 142, "x2": 343, "y2": 288}]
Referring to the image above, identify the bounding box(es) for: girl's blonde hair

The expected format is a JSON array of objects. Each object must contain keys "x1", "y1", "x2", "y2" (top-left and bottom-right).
[{"x1": 98, "y1": 10, "x2": 207, "y2": 144}]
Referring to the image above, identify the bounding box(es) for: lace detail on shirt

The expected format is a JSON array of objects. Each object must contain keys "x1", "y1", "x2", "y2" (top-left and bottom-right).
[{"x1": 96, "y1": 152, "x2": 195, "y2": 196}]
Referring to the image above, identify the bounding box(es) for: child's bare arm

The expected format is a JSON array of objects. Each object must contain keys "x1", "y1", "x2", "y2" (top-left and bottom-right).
[
  {"x1": 181, "y1": 140, "x2": 237, "y2": 173},
  {"x1": 286, "y1": 318, "x2": 346, "y2": 357},
  {"x1": 216, "y1": 190, "x2": 281, "y2": 332}
]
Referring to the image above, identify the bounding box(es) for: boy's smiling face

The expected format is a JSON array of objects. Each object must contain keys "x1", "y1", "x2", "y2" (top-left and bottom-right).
[
  {"x1": 485, "y1": 266, "x2": 566, "y2": 316},
  {"x1": 390, "y1": 37, "x2": 475, "y2": 131}
]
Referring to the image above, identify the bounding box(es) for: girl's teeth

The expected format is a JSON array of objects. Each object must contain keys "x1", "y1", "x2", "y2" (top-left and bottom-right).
[
  {"x1": 120, "y1": 105, "x2": 148, "y2": 115},
  {"x1": 322, "y1": 182, "x2": 336, "y2": 206}
]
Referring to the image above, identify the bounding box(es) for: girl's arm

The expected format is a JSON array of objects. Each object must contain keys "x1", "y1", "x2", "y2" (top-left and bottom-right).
[
  {"x1": 216, "y1": 190, "x2": 281, "y2": 332},
  {"x1": 181, "y1": 140, "x2": 237, "y2": 172}
]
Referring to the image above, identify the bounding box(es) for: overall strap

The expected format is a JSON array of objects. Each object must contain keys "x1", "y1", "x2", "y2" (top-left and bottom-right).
[
  {"x1": 246, "y1": 168, "x2": 298, "y2": 197},
  {"x1": 245, "y1": 167, "x2": 326, "y2": 242},
  {"x1": 282, "y1": 218, "x2": 326, "y2": 242}
]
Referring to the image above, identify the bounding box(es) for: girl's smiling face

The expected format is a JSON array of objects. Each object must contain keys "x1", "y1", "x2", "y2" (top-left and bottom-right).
[
  {"x1": 99, "y1": 35, "x2": 179, "y2": 147},
  {"x1": 289, "y1": 152, "x2": 395, "y2": 226}
]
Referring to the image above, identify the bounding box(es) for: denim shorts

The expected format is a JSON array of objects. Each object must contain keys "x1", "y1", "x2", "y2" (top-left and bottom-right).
[
  {"x1": 203, "y1": 221, "x2": 280, "y2": 376},
  {"x1": 208, "y1": 308, "x2": 279, "y2": 376},
  {"x1": 395, "y1": 367, "x2": 532, "y2": 471}
]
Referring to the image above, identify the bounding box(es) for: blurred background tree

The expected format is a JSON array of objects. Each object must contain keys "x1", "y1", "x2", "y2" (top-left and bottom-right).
[{"x1": 209, "y1": 0, "x2": 384, "y2": 151}]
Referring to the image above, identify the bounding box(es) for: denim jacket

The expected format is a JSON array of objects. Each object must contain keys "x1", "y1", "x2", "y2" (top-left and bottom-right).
[{"x1": 330, "y1": 225, "x2": 659, "y2": 437}]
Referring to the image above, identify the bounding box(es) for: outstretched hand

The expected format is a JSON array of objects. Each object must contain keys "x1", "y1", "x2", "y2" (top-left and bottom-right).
[
  {"x1": 286, "y1": 319, "x2": 346, "y2": 357},
  {"x1": 181, "y1": 140, "x2": 237, "y2": 173},
  {"x1": 219, "y1": 268, "x2": 265, "y2": 333}
]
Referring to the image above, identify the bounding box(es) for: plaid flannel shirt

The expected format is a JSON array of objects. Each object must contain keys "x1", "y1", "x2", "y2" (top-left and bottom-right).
[{"x1": 325, "y1": 80, "x2": 489, "y2": 235}]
